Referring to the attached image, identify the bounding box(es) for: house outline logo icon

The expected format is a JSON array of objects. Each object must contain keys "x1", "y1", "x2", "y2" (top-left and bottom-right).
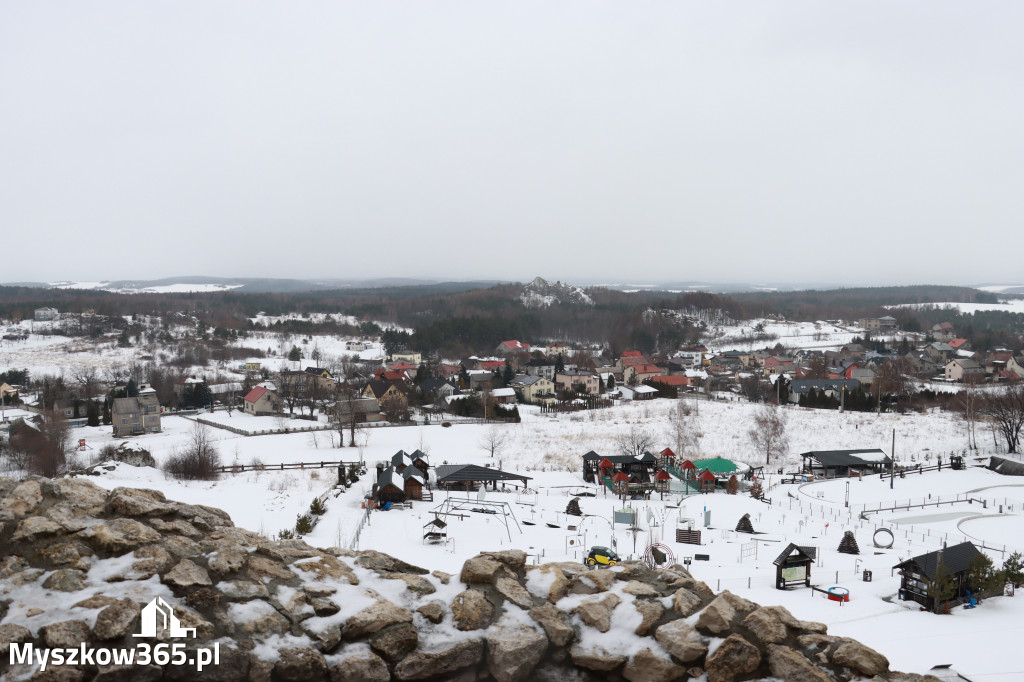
[{"x1": 133, "y1": 597, "x2": 197, "y2": 638}]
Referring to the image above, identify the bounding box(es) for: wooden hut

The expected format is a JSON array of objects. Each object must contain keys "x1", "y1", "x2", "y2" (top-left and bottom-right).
[
  {"x1": 403, "y1": 466, "x2": 425, "y2": 501},
  {"x1": 375, "y1": 466, "x2": 406, "y2": 504},
  {"x1": 893, "y1": 541, "x2": 983, "y2": 611},
  {"x1": 409, "y1": 449, "x2": 430, "y2": 480},
  {"x1": 697, "y1": 469, "x2": 717, "y2": 493},
  {"x1": 774, "y1": 543, "x2": 815, "y2": 590}
]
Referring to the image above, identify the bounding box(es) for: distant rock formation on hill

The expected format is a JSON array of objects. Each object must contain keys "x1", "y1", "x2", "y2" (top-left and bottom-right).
[
  {"x1": 0, "y1": 476, "x2": 938, "y2": 681},
  {"x1": 520, "y1": 277, "x2": 594, "y2": 308}
]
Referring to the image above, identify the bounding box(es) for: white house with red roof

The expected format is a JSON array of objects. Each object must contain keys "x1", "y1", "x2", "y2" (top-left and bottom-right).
[{"x1": 243, "y1": 386, "x2": 281, "y2": 416}]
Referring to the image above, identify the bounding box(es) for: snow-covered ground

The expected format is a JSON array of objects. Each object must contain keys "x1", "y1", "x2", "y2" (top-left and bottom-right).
[
  {"x1": 44, "y1": 396, "x2": 1024, "y2": 681},
  {"x1": 704, "y1": 319, "x2": 912, "y2": 353},
  {"x1": 890, "y1": 299, "x2": 1024, "y2": 315}
]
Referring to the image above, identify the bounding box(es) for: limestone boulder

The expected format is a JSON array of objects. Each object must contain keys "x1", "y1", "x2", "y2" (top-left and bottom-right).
[
  {"x1": 654, "y1": 619, "x2": 707, "y2": 663},
  {"x1": 344, "y1": 599, "x2": 414, "y2": 639},
  {"x1": 622, "y1": 647, "x2": 687, "y2": 682},
  {"x1": 94, "y1": 600, "x2": 142, "y2": 640},
  {"x1": 487, "y1": 624, "x2": 548, "y2": 682},
  {"x1": 831, "y1": 640, "x2": 890, "y2": 677},
  {"x1": 273, "y1": 647, "x2": 328, "y2": 682},
  {"x1": 451, "y1": 589, "x2": 494, "y2": 631},
  {"x1": 394, "y1": 638, "x2": 484, "y2": 680},
  {"x1": 328, "y1": 651, "x2": 390, "y2": 682},
  {"x1": 695, "y1": 591, "x2": 756, "y2": 636},
  {"x1": 767, "y1": 644, "x2": 833, "y2": 682},
  {"x1": 529, "y1": 603, "x2": 574, "y2": 647},
  {"x1": 705, "y1": 634, "x2": 761, "y2": 682}
]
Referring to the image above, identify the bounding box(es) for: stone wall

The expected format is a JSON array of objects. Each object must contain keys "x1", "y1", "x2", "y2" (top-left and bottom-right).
[{"x1": 0, "y1": 476, "x2": 939, "y2": 682}]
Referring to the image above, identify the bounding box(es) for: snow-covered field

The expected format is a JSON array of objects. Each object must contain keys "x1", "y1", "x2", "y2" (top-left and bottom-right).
[
  {"x1": 42, "y1": 396, "x2": 1023, "y2": 681},
  {"x1": 890, "y1": 299, "x2": 1024, "y2": 315},
  {"x1": 704, "y1": 319, "x2": 910, "y2": 353}
]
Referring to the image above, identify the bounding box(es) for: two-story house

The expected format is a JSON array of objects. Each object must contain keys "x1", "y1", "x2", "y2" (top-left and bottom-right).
[{"x1": 112, "y1": 388, "x2": 161, "y2": 437}]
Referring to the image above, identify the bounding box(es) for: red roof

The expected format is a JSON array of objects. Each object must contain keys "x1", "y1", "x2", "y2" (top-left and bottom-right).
[
  {"x1": 479, "y1": 360, "x2": 505, "y2": 369},
  {"x1": 599, "y1": 457, "x2": 613, "y2": 468},
  {"x1": 622, "y1": 351, "x2": 643, "y2": 357},
  {"x1": 388, "y1": 362, "x2": 418, "y2": 371},
  {"x1": 698, "y1": 469, "x2": 717, "y2": 481},
  {"x1": 654, "y1": 469, "x2": 672, "y2": 481},
  {"x1": 660, "y1": 447, "x2": 676, "y2": 458},
  {"x1": 948, "y1": 338, "x2": 969, "y2": 349},
  {"x1": 680, "y1": 460, "x2": 696, "y2": 470},
  {"x1": 499, "y1": 340, "x2": 529, "y2": 350},
  {"x1": 612, "y1": 471, "x2": 630, "y2": 482},
  {"x1": 620, "y1": 356, "x2": 648, "y2": 367},
  {"x1": 243, "y1": 386, "x2": 267, "y2": 403},
  {"x1": 632, "y1": 364, "x2": 661, "y2": 375}
]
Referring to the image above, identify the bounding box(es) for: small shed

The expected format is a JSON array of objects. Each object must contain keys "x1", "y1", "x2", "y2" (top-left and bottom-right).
[
  {"x1": 697, "y1": 469, "x2": 717, "y2": 493},
  {"x1": 402, "y1": 467, "x2": 425, "y2": 501},
  {"x1": 679, "y1": 460, "x2": 697, "y2": 480},
  {"x1": 375, "y1": 466, "x2": 406, "y2": 504},
  {"x1": 774, "y1": 543, "x2": 815, "y2": 590}
]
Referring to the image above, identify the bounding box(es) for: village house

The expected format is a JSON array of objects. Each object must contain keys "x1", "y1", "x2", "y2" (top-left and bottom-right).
[
  {"x1": 924, "y1": 343, "x2": 954, "y2": 364},
  {"x1": 930, "y1": 321, "x2": 955, "y2": 341},
  {"x1": 418, "y1": 377, "x2": 459, "y2": 401},
  {"x1": 1009, "y1": 356, "x2": 1024, "y2": 379},
  {"x1": 33, "y1": 307, "x2": 59, "y2": 322},
  {"x1": 345, "y1": 340, "x2": 368, "y2": 352},
  {"x1": 522, "y1": 357, "x2": 557, "y2": 380},
  {"x1": 511, "y1": 374, "x2": 557, "y2": 405},
  {"x1": 555, "y1": 369, "x2": 600, "y2": 396},
  {"x1": 390, "y1": 350, "x2": 422, "y2": 365},
  {"x1": 333, "y1": 396, "x2": 383, "y2": 423},
  {"x1": 944, "y1": 358, "x2": 984, "y2": 383},
  {"x1": 787, "y1": 379, "x2": 862, "y2": 404},
  {"x1": 243, "y1": 386, "x2": 281, "y2": 416},
  {"x1": 112, "y1": 387, "x2": 162, "y2": 437},
  {"x1": 495, "y1": 339, "x2": 530, "y2": 355},
  {"x1": 858, "y1": 316, "x2": 899, "y2": 332},
  {"x1": 362, "y1": 380, "x2": 407, "y2": 407}
]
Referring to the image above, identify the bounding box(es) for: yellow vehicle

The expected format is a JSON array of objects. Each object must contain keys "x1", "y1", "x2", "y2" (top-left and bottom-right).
[{"x1": 585, "y1": 546, "x2": 620, "y2": 568}]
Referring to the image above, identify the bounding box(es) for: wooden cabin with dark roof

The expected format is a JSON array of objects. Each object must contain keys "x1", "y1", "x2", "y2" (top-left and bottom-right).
[{"x1": 894, "y1": 541, "x2": 983, "y2": 611}]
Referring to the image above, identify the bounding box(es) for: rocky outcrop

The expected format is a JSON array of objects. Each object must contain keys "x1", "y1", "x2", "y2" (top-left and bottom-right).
[{"x1": 0, "y1": 476, "x2": 937, "y2": 682}]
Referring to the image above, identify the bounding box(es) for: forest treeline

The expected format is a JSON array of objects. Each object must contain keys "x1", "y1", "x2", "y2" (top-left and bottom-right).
[{"x1": 1, "y1": 283, "x2": 1019, "y2": 356}]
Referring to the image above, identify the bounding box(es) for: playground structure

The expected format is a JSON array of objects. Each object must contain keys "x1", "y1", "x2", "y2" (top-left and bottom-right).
[
  {"x1": 810, "y1": 585, "x2": 850, "y2": 604},
  {"x1": 642, "y1": 542, "x2": 676, "y2": 570},
  {"x1": 430, "y1": 497, "x2": 521, "y2": 542}
]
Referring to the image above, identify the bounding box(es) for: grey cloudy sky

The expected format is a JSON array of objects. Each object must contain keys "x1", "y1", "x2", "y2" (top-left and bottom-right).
[{"x1": 1, "y1": 2, "x2": 1021, "y2": 287}]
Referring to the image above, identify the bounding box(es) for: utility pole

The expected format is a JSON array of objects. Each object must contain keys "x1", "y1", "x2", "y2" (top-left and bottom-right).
[{"x1": 890, "y1": 428, "x2": 895, "y2": 490}]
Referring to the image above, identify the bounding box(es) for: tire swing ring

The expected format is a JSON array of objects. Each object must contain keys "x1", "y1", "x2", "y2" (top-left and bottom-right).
[{"x1": 873, "y1": 527, "x2": 894, "y2": 549}]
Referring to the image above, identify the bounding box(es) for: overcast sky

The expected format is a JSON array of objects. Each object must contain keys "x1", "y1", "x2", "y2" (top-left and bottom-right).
[{"x1": 1, "y1": 2, "x2": 1021, "y2": 287}]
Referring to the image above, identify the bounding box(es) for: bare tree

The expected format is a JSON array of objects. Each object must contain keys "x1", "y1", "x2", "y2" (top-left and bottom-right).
[
  {"x1": 979, "y1": 384, "x2": 1024, "y2": 453},
  {"x1": 335, "y1": 382, "x2": 363, "y2": 447},
  {"x1": 163, "y1": 422, "x2": 222, "y2": 480},
  {"x1": 479, "y1": 425, "x2": 511, "y2": 459},
  {"x1": 72, "y1": 367, "x2": 100, "y2": 401},
  {"x1": 617, "y1": 424, "x2": 655, "y2": 458},
  {"x1": 802, "y1": 355, "x2": 829, "y2": 380},
  {"x1": 875, "y1": 356, "x2": 916, "y2": 410},
  {"x1": 665, "y1": 402, "x2": 701, "y2": 459},
  {"x1": 747, "y1": 404, "x2": 789, "y2": 465},
  {"x1": 954, "y1": 374, "x2": 984, "y2": 450}
]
